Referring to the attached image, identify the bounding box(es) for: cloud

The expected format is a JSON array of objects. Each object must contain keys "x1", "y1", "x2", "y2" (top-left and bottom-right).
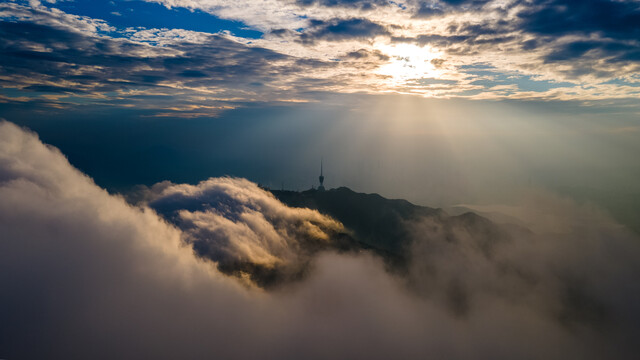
[
  {"x1": 295, "y1": 0, "x2": 391, "y2": 9},
  {"x1": 150, "y1": 0, "x2": 640, "y2": 99},
  {"x1": 0, "y1": 3, "x2": 350, "y2": 113},
  {"x1": 0, "y1": 6, "x2": 288, "y2": 89},
  {"x1": 136, "y1": 178, "x2": 347, "y2": 286},
  {"x1": 0, "y1": 120, "x2": 253, "y2": 358},
  {"x1": 411, "y1": 0, "x2": 488, "y2": 17},
  {"x1": 512, "y1": 0, "x2": 640, "y2": 79},
  {"x1": 1, "y1": 120, "x2": 640, "y2": 358},
  {"x1": 518, "y1": 0, "x2": 640, "y2": 40},
  {"x1": 0, "y1": 120, "x2": 439, "y2": 358},
  {"x1": 406, "y1": 195, "x2": 640, "y2": 325},
  {"x1": 299, "y1": 18, "x2": 390, "y2": 44},
  {"x1": 2, "y1": 0, "x2": 640, "y2": 104}
]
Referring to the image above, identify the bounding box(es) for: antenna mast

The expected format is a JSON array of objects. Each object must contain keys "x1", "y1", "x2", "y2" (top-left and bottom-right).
[{"x1": 318, "y1": 158, "x2": 325, "y2": 191}]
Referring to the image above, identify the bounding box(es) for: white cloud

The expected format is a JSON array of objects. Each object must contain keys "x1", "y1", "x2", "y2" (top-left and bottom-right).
[{"x1": 142, "y1": 177, "x2": 344, "y2": 277}]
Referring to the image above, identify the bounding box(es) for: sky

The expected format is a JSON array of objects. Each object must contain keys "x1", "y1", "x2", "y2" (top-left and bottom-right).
[
  {"x1": 1, "y1": 1, "x2": 639, "y2": 208},
  {"x1": 1, "y1": 0, "x2": 640, "y2": 358},
  {"x1": 1, "y1": 0, "x2": 640, "y2": 108}
]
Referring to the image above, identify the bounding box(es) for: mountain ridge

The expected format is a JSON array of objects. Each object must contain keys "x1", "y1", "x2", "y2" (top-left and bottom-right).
[{"x1": 270, "y1": 186, "x2": 515, "y2": 258}]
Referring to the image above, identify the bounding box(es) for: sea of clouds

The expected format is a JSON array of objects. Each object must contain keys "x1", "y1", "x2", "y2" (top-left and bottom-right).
[{"x1": 1, "y1": 120, "x2": 639, "y2": 359}]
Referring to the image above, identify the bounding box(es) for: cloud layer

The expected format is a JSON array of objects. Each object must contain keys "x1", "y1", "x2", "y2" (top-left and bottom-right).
[
  {"x1": 1, "y1": 120, "x2": 640, "y2": 359},
  {"x1": 135, "y1": 177, "x2": 348, "y2": 285},
  {"x1": 1, "y1": 0, "x2": 639, "y2": 115}
]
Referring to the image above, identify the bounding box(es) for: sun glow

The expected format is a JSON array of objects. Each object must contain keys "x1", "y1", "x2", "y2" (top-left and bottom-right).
[{"x1": 375, "y1": 43, "x2": 443, "y2": 84}]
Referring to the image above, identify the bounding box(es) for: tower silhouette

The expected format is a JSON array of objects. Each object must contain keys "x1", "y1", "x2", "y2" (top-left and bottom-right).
[{"x1": 318, "y1": 159, "x2": 325, "y2": 191}]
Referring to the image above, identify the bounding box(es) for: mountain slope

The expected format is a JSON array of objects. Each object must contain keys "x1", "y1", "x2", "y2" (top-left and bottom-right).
[{"x1": 271, "y1": 187, "x2": 517, "y2": 258}]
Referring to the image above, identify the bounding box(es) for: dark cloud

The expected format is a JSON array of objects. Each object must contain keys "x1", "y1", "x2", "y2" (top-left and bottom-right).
[
  {"x1": 413, "y1": 4, "x2": 446, "y2": 18},
  {"x1": 412, "y1": 0, "x2": 491, "y2": 18},
  {"x1": 295, "y1": 0, "x2": 391, "y2": 10},
  {"x1": 437, "y1": 0, "x2": 491, "y2": 7},
  {"x1": 299, "y1": 18, "x2": 390, "y2": 44},
  {"x1": 544, "y1": 39, "x2": 640, "y2": 64},
  {"x1": 23, "y1": 84, "x2": 86, "y2": 93},
  {"x1": 513, "y1": 0, "x2": 640, "y2": 67},
  {"x1": 518, "y1": 0, "x2": 640, "y2": 40},
  {"x1": 178, "y1": 69, "x2": 208, "y2": 78},
  {"x1": 343, "y1": 48, "x2": 390, "y2": 61},
  {"x1": 456, "y1": 20, "x2": 512, "y2": 36}
]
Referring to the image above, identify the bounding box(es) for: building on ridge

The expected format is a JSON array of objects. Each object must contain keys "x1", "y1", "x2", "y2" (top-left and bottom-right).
[{"x1": 318, "y1": 159, "x2": 325, "y2": 191}]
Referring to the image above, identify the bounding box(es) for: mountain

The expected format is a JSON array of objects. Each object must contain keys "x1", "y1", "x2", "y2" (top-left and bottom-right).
[
  {"x1": 270, "y1": 187, "x2": 517, "y2": 260},
  {"x1": 147, "y1": 185, "x2": 524, "y2": 288}
]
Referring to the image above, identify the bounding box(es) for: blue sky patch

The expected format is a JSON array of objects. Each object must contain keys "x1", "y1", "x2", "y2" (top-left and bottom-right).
[{"x1": 45, "y1": 0, "x2": 263, "y2": 38}]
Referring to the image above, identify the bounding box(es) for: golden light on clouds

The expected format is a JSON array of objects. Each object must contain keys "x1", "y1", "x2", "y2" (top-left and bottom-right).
[{"x1": 375, "y1": 43, "x2": 443, "y2": 84}]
